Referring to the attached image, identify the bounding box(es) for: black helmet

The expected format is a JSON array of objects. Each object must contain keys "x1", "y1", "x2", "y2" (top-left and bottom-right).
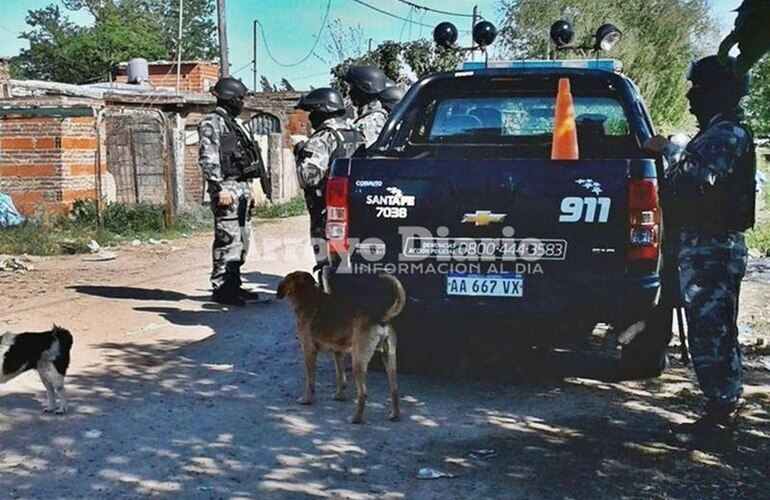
[
  {"x1": 344, "y1": 66, "x2": 388, "y2": 95},
  {"x1": 379, "y1": 85, "x2": 406, "y2": 112},
  {"x1": 687, "y1": 55, "x2": 750, "y2": 97},
  {"x1": 295, "y1": 88, "x2": 345, "y2": 113},
  {"x1": 211, "y1": 77, "x2": 248, "y2": 100}
]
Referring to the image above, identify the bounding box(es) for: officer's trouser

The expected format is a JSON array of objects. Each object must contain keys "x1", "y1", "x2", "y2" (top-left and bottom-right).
[
  {"x1": 678, "y1": 231, "x2": 747, "y2": 413},
  {"x1": 304, "y1": 187, "x2": 328, "y2": 273},
  {"x1": 211, "y1": 180, "x2": 252, "y2": 290}
]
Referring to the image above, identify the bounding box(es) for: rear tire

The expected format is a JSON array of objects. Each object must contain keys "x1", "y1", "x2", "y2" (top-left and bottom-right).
[{"x1": 619, "y1": 305, "x2": 673, "y2": 379}]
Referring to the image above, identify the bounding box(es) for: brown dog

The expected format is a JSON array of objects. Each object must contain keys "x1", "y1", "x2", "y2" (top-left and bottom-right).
[{"x1": 277, "y1": 271, "x2": 406, "y2": 424}]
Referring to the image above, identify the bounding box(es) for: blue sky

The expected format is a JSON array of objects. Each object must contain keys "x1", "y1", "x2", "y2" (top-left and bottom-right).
[{"x1": 0, "y1": 0, "x2": 743, "y2": 90}]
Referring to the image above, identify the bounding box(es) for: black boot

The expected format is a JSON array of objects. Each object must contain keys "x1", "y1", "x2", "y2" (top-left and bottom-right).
[
  {"x1": 672, "y1": 406, "x2": 738, "y2": 451},
  {"x1": 238, "y1": 287, "x2": 265, "y2": 302},
  {"x1": 212, "y1": 286, "x2": 245, "y2": 307}
]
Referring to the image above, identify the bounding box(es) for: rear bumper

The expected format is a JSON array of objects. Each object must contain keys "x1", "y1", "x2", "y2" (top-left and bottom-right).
[{"x1": 325, "y1": 266, "x2": 660, "y2": 323}]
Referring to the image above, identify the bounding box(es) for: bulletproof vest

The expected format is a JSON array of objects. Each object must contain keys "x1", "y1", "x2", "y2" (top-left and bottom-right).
[
  {"x1": 666, "y1": 120, "x2": 756, "y2": 234},
  {"x1": 316, "y1": 125, "x2": 365, "y2": 162},
  {"x1": 358, "y1": 108, "x2": 388, "y2": 121},
  {"x1": 215, "y1": 109, "x2": 262, "y2": 179}
]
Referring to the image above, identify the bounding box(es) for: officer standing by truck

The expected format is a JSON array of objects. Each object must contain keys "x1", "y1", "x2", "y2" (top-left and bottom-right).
[
  {"x1": 646, "y1": 55, "x2": 755, "y2": 446},
  {"x1": 294, "y1": 88, "x2": 363, "y2": 281},
  {"x1": 199, "y1": 77, "x2": 268, "y2": 306},
  {"x1": 344, "y1": 66, "x2": 389, "y2": 147}
]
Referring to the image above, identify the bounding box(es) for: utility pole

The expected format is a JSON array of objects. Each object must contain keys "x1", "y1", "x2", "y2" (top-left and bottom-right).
[
  {"x1": 470, "y1": 5, "x2": 478, "y2": 61},
  {"x1": 217, "y1": 0, "x2": 229, "y2": 77},
  {"x1": 253, "y1": 20, "x2": 258, "y2": 91},
  {"x1": 368, "y1": 38, "x2": 373, "y2": 52},
  {"x1": 175, "y1": 0, "x2": 184, "y2": 94}
]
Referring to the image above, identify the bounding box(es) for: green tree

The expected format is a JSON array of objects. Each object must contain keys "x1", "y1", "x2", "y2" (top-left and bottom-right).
[
  {"x1": 15, "y1": 0, "x2": 217, "y2": 84},
  {"x1": 324, "y1": 18, "x2": 365, "y2": 64},
  {"x1": 148, "y1": 0, "x2": 219, "y2": 60},
  {"x1": 747, "y1": 55, "x2": 770, "y2": 136},
  {"x1": 330, "y1": 39, "x2": 461, "y2": 95},
  {"x1": 498, "y1": 0, "x2": 718, "y2": 133}
]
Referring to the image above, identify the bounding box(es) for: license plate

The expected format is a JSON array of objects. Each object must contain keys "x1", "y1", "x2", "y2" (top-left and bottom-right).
[{"x1": 446, "y1": 273, "x2": 523, "y2": 297}]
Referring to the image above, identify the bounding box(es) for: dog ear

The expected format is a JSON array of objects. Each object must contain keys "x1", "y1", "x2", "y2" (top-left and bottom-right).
[{"x1": 276, "y1": 279, "x2": 286, "y2": 299}]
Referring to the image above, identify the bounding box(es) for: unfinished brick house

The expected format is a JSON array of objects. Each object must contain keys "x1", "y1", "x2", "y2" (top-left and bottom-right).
[
  {"x1": 0, "y1": 59, "x2": 309, "y2": 218},
  {"x1": 115, "y1": 59, "x2": 219, "y2": 93}
]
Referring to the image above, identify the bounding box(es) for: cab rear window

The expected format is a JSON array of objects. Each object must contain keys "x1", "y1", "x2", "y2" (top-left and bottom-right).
[
  {"x1": 386, "y1": 72, "x2": 645, "y2": 159},
  {"x1": 428, "y1": 96, "x2": 630, "y2": 141}
]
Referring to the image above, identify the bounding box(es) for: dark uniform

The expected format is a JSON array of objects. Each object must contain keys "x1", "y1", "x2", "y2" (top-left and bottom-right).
[
  {"x1": 294, "y1": 88, "x2": 363, "y2": 278},
  {"x1": 658, "y1": 56, "x2": 755, "y2": 442},
  {"x1": 199, "y1": 78, "x2": 269, "y2": 306},
  {"x1": 667, "y1": 114, "x2": 755, "y2": 408}
]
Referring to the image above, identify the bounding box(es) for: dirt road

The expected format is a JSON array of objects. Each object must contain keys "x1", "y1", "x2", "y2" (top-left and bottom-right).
[{"x1": 1, "y1": 215, "x2": 768, "y2": 499}]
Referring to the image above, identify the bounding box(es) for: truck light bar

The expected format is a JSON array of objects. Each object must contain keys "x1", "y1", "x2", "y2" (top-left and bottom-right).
[{"x1": 459, "y1": 59, "x2": 622, "y2": 72}]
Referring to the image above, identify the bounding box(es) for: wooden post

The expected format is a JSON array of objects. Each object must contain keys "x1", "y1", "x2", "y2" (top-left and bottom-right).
[
  {"x1": 217, "y1": 0, "x2": 229, "y2": 77},
  {"x1": 175, "y1": 0, "x2": 184, "y2": 94},
  {"x1": 162, "y1": 115, "x2": 175, "y2": 229}
]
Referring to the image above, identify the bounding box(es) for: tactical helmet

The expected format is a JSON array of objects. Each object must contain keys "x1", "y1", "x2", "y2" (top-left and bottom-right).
[
  {"x1": 344, "y1": 66, "x2": 388, "y2": 95},
  {"x1": 379, "y1": 85, "x2": 406, "y2": 112},
  {"x1": 687, "y1": 56, "x2": 750, "y2": 97},
  {"x1": 211, "y1": 77, "x2": 248, "y2": 100},
  {"x1": 295, "y1": 88, "x2": 345, "y2": 113}
]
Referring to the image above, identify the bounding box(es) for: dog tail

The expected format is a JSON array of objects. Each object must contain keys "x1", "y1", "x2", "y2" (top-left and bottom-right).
[
  {"x1": 53, "y1": 325, "x2": 73, "y2": 352},
  {"x1": 379, "y1": 275, "x2": 406, "y2": 323}
]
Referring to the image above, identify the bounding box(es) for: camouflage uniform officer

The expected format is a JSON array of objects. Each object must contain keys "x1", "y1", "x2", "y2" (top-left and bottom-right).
[
  {"x1": 647, "y1": 56, "x2": 755, "y2": 444},
  {"x1": 294, "y1": 88, "x2": 363, "y2": 282},
  {"x1": 199, "y1": 77, "x2": 267, "y2": 306},
  {"x1": 344, "y1": 66, "x2": 389, "y2": 148}
]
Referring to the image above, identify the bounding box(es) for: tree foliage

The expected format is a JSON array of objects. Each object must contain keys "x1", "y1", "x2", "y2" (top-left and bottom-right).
[
  {"x1": 498, "y1": 0, "x2": 718, "y2": 133},
  {"x1": 13, "y1": 0, "x2": 218, "y2": 84},
  {"x1": 747, "y1": 55, "x2": 770, "y2": 136},
  {"x1": 324, "y1": 19, "x2": 365, "y2": 65},
  {"x1": 330, "y1": 39, "x2": 462, "y2": 95}
]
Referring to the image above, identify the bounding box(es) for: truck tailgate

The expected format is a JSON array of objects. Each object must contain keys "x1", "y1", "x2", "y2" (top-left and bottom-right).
[{"x1": 337, "y1": 157, "x2": 656, "y2": 313}]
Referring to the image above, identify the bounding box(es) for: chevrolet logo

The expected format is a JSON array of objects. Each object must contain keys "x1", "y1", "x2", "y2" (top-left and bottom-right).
[{"x1": 461, "y1": 210, "x2": 507, "y2": 226}]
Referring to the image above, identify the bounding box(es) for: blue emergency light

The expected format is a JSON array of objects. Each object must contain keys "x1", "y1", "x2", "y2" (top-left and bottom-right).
[{"x1": 459, "y1": 59, "x2": 622, "y2": 72}]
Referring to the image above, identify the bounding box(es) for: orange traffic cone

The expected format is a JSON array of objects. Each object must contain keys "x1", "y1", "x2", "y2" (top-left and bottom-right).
[{"x1": 551, "y1": 77, "x2": 579, "y2": 160}]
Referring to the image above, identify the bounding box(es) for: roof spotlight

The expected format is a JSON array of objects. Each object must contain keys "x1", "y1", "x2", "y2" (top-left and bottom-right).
[
  {"x1": 594, "y1": 23, "x2": 622, "y2": 51},
  {"x1": 433, "y1": 22, "x2": 459, "y2": 50},
  {"x1": 472, "y1": 21, "x2": 498, "y2": 48},
  {"x1": 550, "y1": 20, "x2": 574, "y2": 48}
]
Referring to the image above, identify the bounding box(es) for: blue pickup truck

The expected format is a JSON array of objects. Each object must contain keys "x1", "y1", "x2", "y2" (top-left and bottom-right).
[{"x1": 324, "y1": 60, "x2": 673, "y2": 376}]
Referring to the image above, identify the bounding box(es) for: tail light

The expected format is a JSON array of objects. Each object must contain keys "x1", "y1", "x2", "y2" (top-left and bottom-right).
[
  {"x1": 326, "y1": 176, "x2": 349, "y2": 255},
  {"x1": 627, "y1": 179, "x2": 660, "y2": 260}
]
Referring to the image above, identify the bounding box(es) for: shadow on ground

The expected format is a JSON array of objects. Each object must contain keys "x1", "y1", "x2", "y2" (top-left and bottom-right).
[{"x1": 2, "y1": 273, "x2": 768, "y2": 498}]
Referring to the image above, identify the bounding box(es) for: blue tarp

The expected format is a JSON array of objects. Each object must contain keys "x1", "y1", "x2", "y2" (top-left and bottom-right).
[{"x1": 0, "y1": 192, "x2": 25, "y2": 227}]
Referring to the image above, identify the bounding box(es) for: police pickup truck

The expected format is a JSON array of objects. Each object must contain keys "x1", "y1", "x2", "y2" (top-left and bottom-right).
[{"x1": 325, "y1": 59, "x2": 673, "y2": 376}]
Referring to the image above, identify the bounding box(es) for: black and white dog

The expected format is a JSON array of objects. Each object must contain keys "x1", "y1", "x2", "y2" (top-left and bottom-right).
[{"x1": 0, "y1": 325, "x2": 73, "y2": 414}]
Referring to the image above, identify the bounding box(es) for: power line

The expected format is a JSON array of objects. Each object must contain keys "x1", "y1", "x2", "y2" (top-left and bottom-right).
[
  {"x1": 256, "y1": 0, "x2": 332, "y2": 68},
  {"x1": 231, "y1": 60, "x2": 254, "y2": 76},
  {"x1": 349, "y1": 0, "x2": 433, "y2": 28},
  {"x1": 391, "y1": 0, "x2": 474, "y2": 18}
]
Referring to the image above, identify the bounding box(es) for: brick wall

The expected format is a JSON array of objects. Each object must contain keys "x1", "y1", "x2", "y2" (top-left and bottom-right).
[
  {"x1": 0, "y1": 114, "x2": 104, "y2": 216},
  {"x1": 184, "y1": 139, "x2": 203, "y2": 205},
  {"x1": 115, "y1": 62, "x2": 219, "y2": 93}
]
